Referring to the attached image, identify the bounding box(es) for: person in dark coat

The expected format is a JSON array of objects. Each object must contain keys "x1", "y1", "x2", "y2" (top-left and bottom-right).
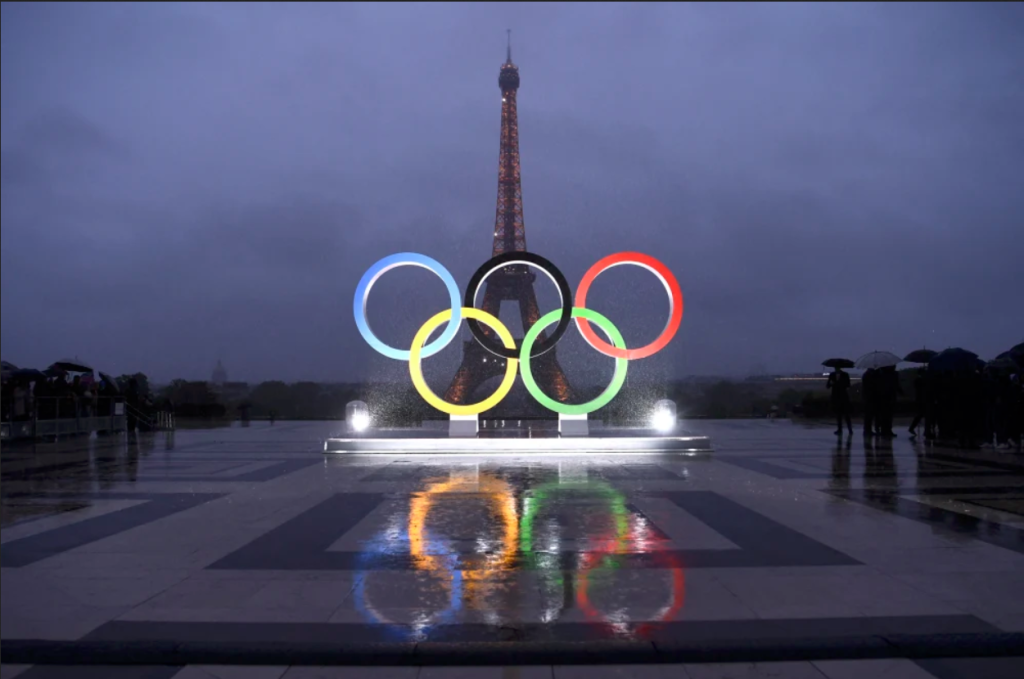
[
  {"x1": 877, "y1": 366, "x2": 901, "y2": 438},
  {"x1": 862, "y1": 369, "x2": 877, "y2": 436},
  {"x1": 826, "y1": 367, "x2": 853, "y2": 436},
  {"x1": 126, "y1": 378, "x2": 140, "y2": 436},
  {"x1": 908, "y1": 369, "x2": 933, "y2": 439}
]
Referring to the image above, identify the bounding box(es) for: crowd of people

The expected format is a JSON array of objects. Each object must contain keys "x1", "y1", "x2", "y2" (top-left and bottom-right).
[
  {"x1": 827, "y1": 364, "x2": 1023, "y2": 449},
  {"x1": 1, "y1": 367, "x2": 166, "y2": 439},
  {"x1": 2, "y1": 371, "x2": 121, "y2": 422}
]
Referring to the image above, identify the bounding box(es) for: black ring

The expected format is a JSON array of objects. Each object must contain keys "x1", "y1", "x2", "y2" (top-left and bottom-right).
[{"x1": 464, "y1": 252, "x2": 573, "y2": 360}]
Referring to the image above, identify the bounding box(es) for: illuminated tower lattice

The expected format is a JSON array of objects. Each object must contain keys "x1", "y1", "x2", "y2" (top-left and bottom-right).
[{"x1": 444, "y1": 33, "x2": 574, "y2": 414}]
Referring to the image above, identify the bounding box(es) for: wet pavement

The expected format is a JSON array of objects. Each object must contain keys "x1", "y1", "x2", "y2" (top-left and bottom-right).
[{"x1": 2, "y1": 420, "x2": 1023, "y2": 678}]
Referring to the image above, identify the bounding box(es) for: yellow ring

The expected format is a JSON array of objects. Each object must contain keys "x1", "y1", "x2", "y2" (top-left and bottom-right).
[{"x1": 409, "y1": 307, "x2": 518, "y2": 416}]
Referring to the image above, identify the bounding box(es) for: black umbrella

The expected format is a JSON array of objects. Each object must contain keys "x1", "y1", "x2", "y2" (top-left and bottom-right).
[
  {"x1": 8, "y1": 368, "x2": 47, "y2": 383},
  {"x1": 49, "y1": 359, "x2": 93, "y2": 374},
  {"x1": 98, "y1": 372, "x2": 120, "y2": 392},
  {"x1": 1009, "y1": 342, "x2": 1024, "y2": 360},
  {"x1": 822, "y1": 358, "x2": 855, "y2": 369},
  {"x1": 995, "y1": 350, "x2": 1024, "y2": 368},
  {"x1": 928, "y1": 347, "x2": 981, "y2": 373},
  {"x1": 856, "y1": 351, "x2": 902, "y2": 370},
  {"x1": 987, "y1": 357, "x2": 1019, "y2": 373},
  {"x1": 904, "y1": 349, "x2": 938, "y2": 364}
]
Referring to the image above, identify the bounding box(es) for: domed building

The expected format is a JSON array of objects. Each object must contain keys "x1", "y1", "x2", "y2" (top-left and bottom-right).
[
  {"x1": 211, "y1": 359, "x2": 228, "y2": 386},
  {"x1": 210, "y1": 359, "x2": 250, "y2": 404}
]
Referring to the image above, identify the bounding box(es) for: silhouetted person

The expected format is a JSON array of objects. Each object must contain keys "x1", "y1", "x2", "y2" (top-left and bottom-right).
[
  {"x1": 826, "y1": 367, "x2": 853, "y2": 436},
  {"x1": 862, "y1": 369, "x2": 877, "y2": 436},
  {"x1": 269, "y1": 409, "x2": 277, "y2": 425},
  {"x1": 993, "y1": 373, "x2": 1022, "y2": 449},
  {"x1": 909, "y1": 370, "x2": 933, "y2": 439},
  {"x1": 958, "y1": 368, "x2": 984, "y2": 448},
  {"x1": 1009, "y1": 374, "x2": 1024, "y2": 449},
  {"x1": 934, "y1": 372, "x2": 954, "y2": 440},
  {"x1": 126, "y1": 378, "x2": 140, "y2": 436},
  {"x1": 12, "y1": 384, "x2": 28, "y2": 421},
  {"x1": 981, "y1": 370, "x2": 998, "y2": 447},
  {"x1": 876, "y1": 366, "x2": 900, "y2": 438}
]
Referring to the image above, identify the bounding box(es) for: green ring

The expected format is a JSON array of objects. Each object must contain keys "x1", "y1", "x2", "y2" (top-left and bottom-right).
[{"x1": 520, "y1": 307, "x2": 628, "y2": 415}]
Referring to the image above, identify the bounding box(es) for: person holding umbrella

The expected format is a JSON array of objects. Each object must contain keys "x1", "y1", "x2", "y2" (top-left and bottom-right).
[
  {"x1": 904, "y1": 350, "x2": 937, "y2": 440},
  {"x1": 855, "y1": 352, "x2": 903, "y2": 437},
  {"x1": 824, "y1": 358, "x2": 854, "y2": 436}
]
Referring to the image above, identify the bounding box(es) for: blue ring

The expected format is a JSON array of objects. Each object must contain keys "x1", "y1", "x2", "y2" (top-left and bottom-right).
[{"x1": 353, "y1": 253, "x2": 462, "y2": 360}]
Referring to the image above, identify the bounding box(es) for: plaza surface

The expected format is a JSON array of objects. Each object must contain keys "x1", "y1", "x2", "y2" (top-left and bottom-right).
[{"x1": 2, "y1": 420, "x2": 1023, "y2": 679}]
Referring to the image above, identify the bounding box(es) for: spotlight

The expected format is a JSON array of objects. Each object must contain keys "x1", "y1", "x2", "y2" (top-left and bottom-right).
[
  {"x1": 651, "y1": 399, "x2": 677, "y2": 433},
  {"x1": 346, "y1": 400, "x2": 371, "y2": 434},
  {"x1": 352, "y1": 411, "x2": 371, "y2": 432}
]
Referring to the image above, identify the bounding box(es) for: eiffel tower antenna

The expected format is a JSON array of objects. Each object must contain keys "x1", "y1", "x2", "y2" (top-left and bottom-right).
[{"x1": 444, "y1": 40, "x2": 574, "y2": 410}]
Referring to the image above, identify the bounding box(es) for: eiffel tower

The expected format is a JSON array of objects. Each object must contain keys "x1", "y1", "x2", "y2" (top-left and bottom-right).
[{"x1": 443, "y1": 33, "x2": 574, "y2": 415}]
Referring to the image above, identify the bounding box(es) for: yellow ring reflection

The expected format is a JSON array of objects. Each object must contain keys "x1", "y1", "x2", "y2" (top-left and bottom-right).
[
  {"x1": 408, "y1": 474, "x2": 519, "y2": 598},
  {"x1": 409, "y1": 307, "x2": 518, "y2": 415}
]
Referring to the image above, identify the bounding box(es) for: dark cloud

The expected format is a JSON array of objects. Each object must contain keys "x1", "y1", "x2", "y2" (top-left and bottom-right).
[{"x1": 2, "y1": 2, "x2": 1022, "y2": 383}]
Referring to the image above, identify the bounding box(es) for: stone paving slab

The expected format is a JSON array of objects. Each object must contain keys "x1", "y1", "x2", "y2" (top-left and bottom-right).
[{"x1": 3, "y1": 420, "x2": 1024, "y2": 673}]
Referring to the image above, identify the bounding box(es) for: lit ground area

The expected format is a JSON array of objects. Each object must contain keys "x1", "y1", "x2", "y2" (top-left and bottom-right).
[{"x1": 2, "y1": 420, "x2": 1023, "y2": 678}]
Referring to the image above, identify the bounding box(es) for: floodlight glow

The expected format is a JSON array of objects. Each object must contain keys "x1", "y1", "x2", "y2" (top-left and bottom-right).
[
  {"x1": 651, "y1": 399, "x2": 677, "y2": 433},
  {"x1": 351, "y1": 411, "x2": 371, "y2": 432},
  {"x1": 346, "y1": 400, "x2": 371, "y2": 434},
  {"x1": 651, "y1": 409, "x2": 676, "y2": 433}
]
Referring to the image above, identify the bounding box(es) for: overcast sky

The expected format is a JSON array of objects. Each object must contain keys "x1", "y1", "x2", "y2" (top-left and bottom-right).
[{"x1": 2, "y1": 2, "x2": 1022, "y2": 386}]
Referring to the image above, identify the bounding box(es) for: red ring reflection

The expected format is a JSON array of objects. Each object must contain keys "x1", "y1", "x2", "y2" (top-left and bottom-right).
[{"x1": 575, "y1": 526, "x2": 685, "y2": 636}]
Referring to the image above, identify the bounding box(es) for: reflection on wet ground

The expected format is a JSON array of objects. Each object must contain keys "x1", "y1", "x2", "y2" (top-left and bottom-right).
[
  {"x1": 2, "y1": 420, "x2": 1024, "y2": 673},
  {"x1": 2, "y1": 434, "x2": 163, "y2": 526},
  {"x1": 350, "y1": 469, "x2": 685, "y2": 640}
]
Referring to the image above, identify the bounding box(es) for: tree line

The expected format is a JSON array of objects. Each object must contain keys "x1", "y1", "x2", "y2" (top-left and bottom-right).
[{"x1": 115, "y1": 373, "x2": 921, "y2": 423}]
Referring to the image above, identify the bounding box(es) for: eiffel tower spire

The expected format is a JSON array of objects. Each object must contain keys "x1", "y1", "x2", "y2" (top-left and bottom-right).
[{"x1": 444, "y1": 40, "x2": 574, "y2": 411}]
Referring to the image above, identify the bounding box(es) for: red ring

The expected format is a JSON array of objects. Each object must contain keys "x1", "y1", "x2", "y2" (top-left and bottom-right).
[{"x1": 574, "y1": 252, "x2": 683, "y2": 360}]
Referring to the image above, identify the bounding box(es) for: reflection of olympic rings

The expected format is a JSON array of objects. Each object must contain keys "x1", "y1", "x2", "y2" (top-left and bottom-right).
[
  {"x1": 353, "y1": 250, "x2": 683, "y2": 414},
  {"x1": 520, "y1": 478, "x2": 685, "y2": 634},
  {"x1": 520, "y1": 479, "x2": 629, "y2": 556},
  {"x1": 355, "y1": 473, "x2": 520, "y2": 636},
  {"x1": 577, "y1": 554, "x2": 686, "y2": 638},
  {"x1": 408, "y1": 474, "x2": 519, "y2": 581},
  {"x1": 519, "y1": 478, "x2": 629, "y2": 624},
  {"x1": 352, "y1": 566, "x2": 461, "y2": 637},
  {"x1": 408, "y1": 474, "x2": 519, "y2": 619}
]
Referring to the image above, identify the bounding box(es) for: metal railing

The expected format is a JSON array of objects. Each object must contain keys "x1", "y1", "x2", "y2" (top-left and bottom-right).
[{"x1": 0, "y1": 396, "x2": 175, "y2": 441}]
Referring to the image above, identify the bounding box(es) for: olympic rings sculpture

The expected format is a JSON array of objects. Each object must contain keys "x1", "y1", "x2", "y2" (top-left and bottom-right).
[{"x1": 354, "y1": 251, "x2": 684, "y2": 416}]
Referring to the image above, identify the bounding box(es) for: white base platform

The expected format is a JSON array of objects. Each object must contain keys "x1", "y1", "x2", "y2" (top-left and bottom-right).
[{"x1": 324, "y1": 429, "x2": 712, "y2": 455}]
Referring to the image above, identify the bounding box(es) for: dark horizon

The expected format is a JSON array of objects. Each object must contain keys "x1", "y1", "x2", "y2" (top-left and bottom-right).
[{"x1": 3, "y1": 3, "x2": 1022, "y2": 385}]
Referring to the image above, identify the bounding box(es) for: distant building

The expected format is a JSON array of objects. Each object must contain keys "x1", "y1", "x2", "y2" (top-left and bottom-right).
[
  {"x1": 211, "y1": 360, "x2": 228, "y2": 386},
  {"x1": 207, "y1": 360, "x2": 248, "y2": 401}
]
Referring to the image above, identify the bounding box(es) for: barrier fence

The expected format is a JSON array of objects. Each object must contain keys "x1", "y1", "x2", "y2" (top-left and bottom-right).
[{"x1": 0, "y1": 397, "x2": 174, "y2": 442}]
